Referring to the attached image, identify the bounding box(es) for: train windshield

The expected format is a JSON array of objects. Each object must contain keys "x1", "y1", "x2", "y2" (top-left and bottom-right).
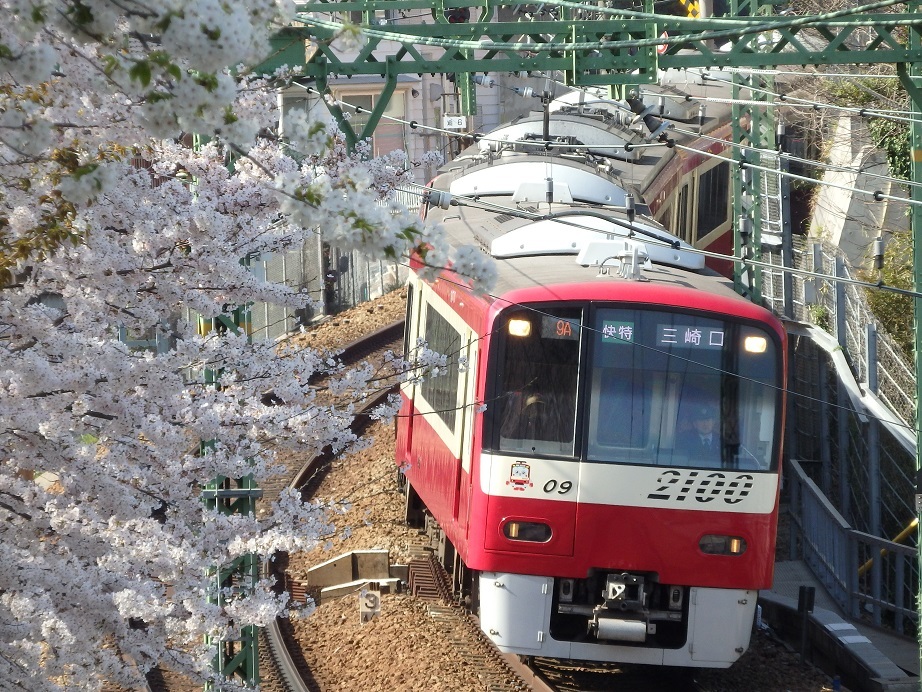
[
  {"x1": 495, "y1": 307, "x2": 582, "y2": 457},
  {"x1": 587, "y1": 307, "x2": 780, "y2": 471}
]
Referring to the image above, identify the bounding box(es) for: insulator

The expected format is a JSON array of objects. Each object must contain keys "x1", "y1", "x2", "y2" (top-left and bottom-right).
[
  {"x1": 631, "y1": 104, "x2": 656, "y2": 125},
  {"x1": 644, "y1": 120, "x2": 672, "y2": 142},
  {"x1": 427, "y1": 189, "x2": 453, "y2": 210},
  {"x1": 741, "y1": 166, "x2": 752, "y2": 186},
  {"x1": 873, "y1": 237, "x2": 885, "y2": 270},
  {"x1": 738, "y1": 216, "x2": 752, "y2": 240},
  {"x1": 625, "y1": 193, "x2": 636, "y2": 224}
]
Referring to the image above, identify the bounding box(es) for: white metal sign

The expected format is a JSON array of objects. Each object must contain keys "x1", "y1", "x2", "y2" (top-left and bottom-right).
[
  {"x1": 359, "y1": 589, "x2": 381, "y2": 623},
  {"x1": 443, "y1": 114, "x2": 467, "y2": 130}
]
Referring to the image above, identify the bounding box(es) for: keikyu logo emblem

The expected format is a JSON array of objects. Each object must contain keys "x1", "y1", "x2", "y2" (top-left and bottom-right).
[{"x1": 507, "y1": 461, "x2": 534, "y2": 491}]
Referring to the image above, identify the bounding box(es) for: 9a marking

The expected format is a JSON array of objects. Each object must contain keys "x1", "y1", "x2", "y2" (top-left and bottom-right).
[
  {"x1": 556, "y1": 319, "x2": 573, "y2": 337},
  {"x1": 543, "y1": 479, "x2": 573, "y2": 495}
]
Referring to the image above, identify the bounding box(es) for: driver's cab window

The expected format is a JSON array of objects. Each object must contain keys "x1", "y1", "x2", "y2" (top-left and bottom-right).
[{"x1": 493, "y1": 308, "x2": 581, "y2": 457}]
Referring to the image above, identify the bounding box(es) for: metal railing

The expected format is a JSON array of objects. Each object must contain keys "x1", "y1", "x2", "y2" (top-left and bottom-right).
[
  {"x1": 764, "y1": 237, "x2": 919, "y2": 637},
  {"x1": 787, "y1": 458, "x2": 917, "y2": 636}
]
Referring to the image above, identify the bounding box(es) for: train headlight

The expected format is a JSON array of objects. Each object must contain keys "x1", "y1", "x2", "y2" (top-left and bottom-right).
[
  {"x1": 508, "y1": 318, "x2": 532, "y2": 337},
  {"x1": 503, "y1": 521, "x2": 551, "y2": 542},
  {"x1": 743, "y1": 335, "x2": 768, "y2": 353},
  {"x1": 699, "y1": 534, "x2": 747, "y2": 555}
]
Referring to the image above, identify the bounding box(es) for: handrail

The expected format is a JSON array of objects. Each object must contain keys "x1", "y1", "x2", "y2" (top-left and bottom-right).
[{"x1": 786, "y1": 459, "x2": 918, "y2": 635}]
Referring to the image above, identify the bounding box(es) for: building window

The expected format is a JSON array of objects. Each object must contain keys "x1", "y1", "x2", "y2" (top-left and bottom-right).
[{"x1": 334, "y1": 91, "x2": 407, "y2": 156}]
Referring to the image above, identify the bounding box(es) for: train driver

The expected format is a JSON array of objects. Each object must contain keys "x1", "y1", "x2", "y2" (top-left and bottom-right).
[{"x1": 678, "y1": 404, "x2": 723, "y2": 466}]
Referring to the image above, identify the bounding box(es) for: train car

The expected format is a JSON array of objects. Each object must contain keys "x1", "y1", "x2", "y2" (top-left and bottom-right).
[
  {"x1": 546, "y1": 71, "x2": 738, "y2": 276},
  {"x1": 396, "y1": 78, "x2": 786, "y2": 669}
]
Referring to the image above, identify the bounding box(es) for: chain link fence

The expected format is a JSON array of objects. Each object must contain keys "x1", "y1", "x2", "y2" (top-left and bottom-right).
[
  {"x1": 763, "y1": 237, "x2": 915, "y2": 429},
  {"x1": 763, "y1": 237, "x2": 918, "y2": 634}
]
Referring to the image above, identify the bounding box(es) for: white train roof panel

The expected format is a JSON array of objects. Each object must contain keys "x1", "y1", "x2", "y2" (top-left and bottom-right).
[{"x1": 449, "y1": 161, "x2": 627, "y2": 206}]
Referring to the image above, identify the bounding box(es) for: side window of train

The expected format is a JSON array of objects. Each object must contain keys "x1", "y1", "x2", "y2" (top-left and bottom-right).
[
  {"x1": 403, "y1": 282, "x2": 415, "y2": 362},
  {"x1": 695, "y1": 162, "x2": 730, "y2": 242},
  {"x1": 675, "y1": 183, "x2": 690, "y2": 242},
  {"x1": 418, "y1": 301, "x2": 464, "y2": 434}
]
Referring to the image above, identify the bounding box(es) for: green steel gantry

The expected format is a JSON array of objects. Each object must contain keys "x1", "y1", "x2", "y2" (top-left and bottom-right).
[
  {"x1": 262, "y1": 0, "x2": 922, "y2": 297},
  {"x1": 249, "y1": 0, "x2": 922, "y2": 679},
  {"x1": 199, "y1": 306, "x2": 261, "y2": 689}
]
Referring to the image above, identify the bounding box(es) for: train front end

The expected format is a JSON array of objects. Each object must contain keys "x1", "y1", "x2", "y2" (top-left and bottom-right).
[{"x1": 471, "y1": 293, "x2": 785, "y2": 667}]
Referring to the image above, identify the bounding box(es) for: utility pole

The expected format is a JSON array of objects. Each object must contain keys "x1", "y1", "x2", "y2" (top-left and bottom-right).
[{"x1": 896, "y1": 1, "x2": 922, "y2": 671}]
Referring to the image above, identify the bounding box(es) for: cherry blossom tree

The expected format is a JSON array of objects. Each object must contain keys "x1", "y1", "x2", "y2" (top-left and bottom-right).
[{"x1": 0, "y1": 2, "x2": 495, "y2": 689}]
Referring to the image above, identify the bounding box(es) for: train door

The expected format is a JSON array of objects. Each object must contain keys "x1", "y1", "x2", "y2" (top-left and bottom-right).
[
  {"x1": 396, "y1": 278, "x2": 422, "y2": 469},
  {"x1": 456, "y1": 331, "x2": 478, "y2": 530}
]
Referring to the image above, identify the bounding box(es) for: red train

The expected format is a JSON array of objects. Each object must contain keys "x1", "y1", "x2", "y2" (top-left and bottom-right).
[{"x1": 396, "y1": 77, "x2": 786, "y2": 668}]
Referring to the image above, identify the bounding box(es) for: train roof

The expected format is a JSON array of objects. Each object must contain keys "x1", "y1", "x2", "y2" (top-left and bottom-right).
[
  {"x1": 429, "y1": 192, "x2": 742, "y2": 302},
  {"x1": 438, "y1": 74, "x2": 736, "y2": 201},
  {"x1": 421, "y1": 75, "x2": 775, "y2": 315}
]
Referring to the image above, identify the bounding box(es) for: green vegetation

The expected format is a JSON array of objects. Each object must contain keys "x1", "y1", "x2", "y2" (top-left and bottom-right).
[
  {"x1": 825, "y1": 77, "x2": 911, "y2": 181},
  {"x1": 860, "y1": 230, "x2": 914, "y2": 361}
]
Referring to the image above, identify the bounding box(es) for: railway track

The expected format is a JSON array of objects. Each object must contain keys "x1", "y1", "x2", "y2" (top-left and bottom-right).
[
  {"x1": 260, "y1": 319, "x2": 556, "y2": 692},
  {"x1": 263, "y1": 320, "x2": 405, "y2": 692},
  {"x1": 258, "y1": 320, "x2": 405, "y2": 511},
  {"x1": 255, "y1": 314, "x2": 826, "y2": 692},
  {"x1": 406, "y1": 556, "x2": 547, "y2": 692}
]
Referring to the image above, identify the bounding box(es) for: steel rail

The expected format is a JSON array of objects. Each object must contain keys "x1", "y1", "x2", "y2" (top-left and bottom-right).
[{"x1": 263, "y1": 321, "x2": 404, "y2": 692}]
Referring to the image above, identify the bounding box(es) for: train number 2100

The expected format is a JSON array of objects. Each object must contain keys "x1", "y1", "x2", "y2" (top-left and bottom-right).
[{"x1": 648, "y1": 469, "x2": 753, "y2": 504}]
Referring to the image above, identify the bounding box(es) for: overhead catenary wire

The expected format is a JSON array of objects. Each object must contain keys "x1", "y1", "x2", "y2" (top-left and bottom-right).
[
  {"x1": 668, "y1": 139, "x2": 921, "y2": 209},
  {"x1": 393, "y1": 182, "x2": 922, "y2": 302},
  {"x1": 295, "y1": 81, "x2": 669, "y2": 151},
  {"x1": 676, "y1": 120, "x2": 920, "y2": 187},
  {"x1": 389, "y1": 245, "x2": 921, "y2": 440},
  {"x1": 526, "y1": 73, "x2": 922, "y2": 190},
  {"x1": 305, "y1": 85, "x2": 921, "y2": 199},
  {"x1": 638, "y1": 85, "x2": 922, "y2": 126},
  {"x1": 294, "y1": 59, "x2": 920, "y2": 190},
  {"x1": 538, "y1": 65, "x2": 920, "y2": 130},
  {"x1": 687, "y1": 71, "x2": 922, "y2": 126},
  {"x1": 275, "y1": 82, "x2": 920, "y2": 297}
]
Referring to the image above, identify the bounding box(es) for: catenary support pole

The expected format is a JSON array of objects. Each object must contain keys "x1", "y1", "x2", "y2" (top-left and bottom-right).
[{"x1": 895, "y1": 4, "x2": 922, "y2": 671}]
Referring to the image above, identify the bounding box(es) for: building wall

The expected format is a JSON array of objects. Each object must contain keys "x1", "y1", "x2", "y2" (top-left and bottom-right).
[{"x1": 809, "y1": 115, "x2": 908, "y2": 271}]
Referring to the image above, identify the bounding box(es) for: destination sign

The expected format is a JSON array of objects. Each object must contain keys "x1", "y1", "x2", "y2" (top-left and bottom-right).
[
  {"x1": 541, "y1": 316, "x2": 580, "y2": 341},
  {"x1": 657, "y1": 324, "x2": 725, "y2": 349},
  {"x1": 600, "y1": 321, "x2": 725, "y2": 350}
]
